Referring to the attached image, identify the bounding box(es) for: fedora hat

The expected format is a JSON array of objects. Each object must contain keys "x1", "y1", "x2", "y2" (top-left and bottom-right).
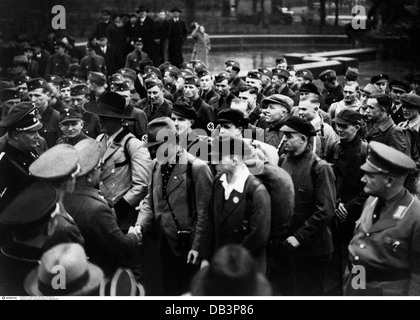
[
  {"x1": 24, "y1": 243, "x2": 104, "y2": 296},
  {"x1": 83, "y1": 91, "x2": 134, "y2": 119},
  {"x1": 189, "y1": 244, "x2": 272, "y2": 296},
  {"x1": 140, "y1": 117, "x2": 177, "y2": 148}
]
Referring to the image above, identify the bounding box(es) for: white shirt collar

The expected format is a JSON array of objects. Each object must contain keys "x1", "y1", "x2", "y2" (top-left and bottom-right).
[
  {"x1": 219, "y1": 164, "x2": 250, "y2": 200},
  {"x1": 406, "y1": 115, "x2": 420, "y2": 130}
]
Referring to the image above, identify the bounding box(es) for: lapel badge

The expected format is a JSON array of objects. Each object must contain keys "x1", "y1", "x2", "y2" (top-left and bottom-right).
[{"x1": 233, "y1": 196, "x2": 239, "y2": 204}]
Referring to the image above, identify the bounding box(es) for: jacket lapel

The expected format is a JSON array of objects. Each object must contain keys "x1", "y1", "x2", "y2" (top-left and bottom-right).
[
  {"x1": 102, "y1": 141, "x2": 120, "y2": 164},
  {"x1": 220, "y1": 190, "x2": 246, "y2": 225}
]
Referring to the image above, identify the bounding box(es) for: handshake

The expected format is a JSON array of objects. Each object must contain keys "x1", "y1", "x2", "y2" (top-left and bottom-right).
[{"x1": 128, "y1": 225, "x2": 143, "y2": 245}]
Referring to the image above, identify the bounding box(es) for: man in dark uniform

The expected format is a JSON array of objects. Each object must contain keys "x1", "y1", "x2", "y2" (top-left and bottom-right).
[
  {"x1": 27, "y1": 78, "x2": 61, "y2": 148},
  {"x1": 258, "y1": 67, "x2": 275, "y2": 97},
  {"x1": 183, "y1": 75, "x2": 215, "y2": 135},
  {"x1": 198, "y1": 69, "x2": 219, "y2": 105},
  {"x1": 0, "y1": 103, "x2": 42, "y2": 213},
  {"x1": 163, "y1": 65, "x2": 180, "y2": 97},
  {"x1": 319, "y1": 69, "x2": 344, "y2": 111},
  {"x1": 245, "y1": 71, "x2": 266, "y2": 107},
  {"x1": 168, "y1": 6, "x2": 188, "y2": 67},
  {"x1": 14, "y1": 75, "x2": 31, "y2": 101},
  {"x1": 87, "y1": 71, "x2": 108, "y2": 102},
  {"x1": 344, "y1": 141, "x2": 420, "y2": 296},
  {"x1": 389, "y1": 80, "x2": 410, "y2": 125},
  {"x1": 139, "y1": 79, "x2": 172, "y2": 122},
  {"x1": 125, "y1": 38, "x2": 150, "y2": 74},
  {"x1": 271, "y1": 68, "x2": 298, "y2": 106},
  {"x1": 135, "y1": 6, "x2": 156, "y2": 62},
  {"x1": 56, "y1": 108, "x2": 89, "y2": 146},
  {"x1": 0, "y1": 88, "x2": 21, "y2": 127},
  {"x1": 45, "y1": 41, "x2": 71, "y2": 78},
  {"x1": 225, "y1": 60, "x2": 246, "y2": 97},
  {"x1": 211, "y1": 72, "x2": 236, "y2": 117},
  {"x1": 80, "y1": 43, "x2": 107, "y2": 79},
  {"x1": 70, "y1": 84, "x2": 101, "y2": 139},
  {"x1": 296, "y1": 69, "x2": 314, "y2": 91}
]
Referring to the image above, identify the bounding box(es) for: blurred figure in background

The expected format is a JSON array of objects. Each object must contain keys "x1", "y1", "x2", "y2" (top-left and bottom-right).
[{"x1": 190, "y1": 22, "x2": 210, "y2": 68}]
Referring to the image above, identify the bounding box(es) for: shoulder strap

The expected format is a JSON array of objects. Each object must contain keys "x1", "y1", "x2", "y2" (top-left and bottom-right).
[{"x1": 124, "y1": 136, "x2": 135, "y2": 166}]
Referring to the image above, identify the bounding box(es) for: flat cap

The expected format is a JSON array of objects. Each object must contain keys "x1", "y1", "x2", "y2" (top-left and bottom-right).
[
  {"x1": 88, "y1": 71, "x2": 107, "y2": 86},
  {"x1": 296, "y1": 69, "x2": 314, "y2": 81},
  {"x1": 400, "y1": 93, "x2": 420, "y2": 109},
  {"x1": 361, "y1": 141, "x2": 417, "y2": 175},
  {"x1": 225, "y1": 60, "x2": 240, "y2": 71},
  {"x1": 299, "y1": 83, "x2": 319, "y2": 95},
  {"x1": 333, "y1": 109, "x2": 362, "y2": 126},
  {"x1": 262, "y1": 94, "x2": 294, "y2": 112},
  {"x1": 280, "y1": 116, "x2": 317, "y2": 137},
  {"x1": 172, "y1": 101, "x2": 197, "y2": 120},
  {"x1": 319, "y1": 69, "x2": 337, "y2": 82},
  {"x1": 71, "y1": 84, "x2": 89, "y2": 96},
  {"x1": 361, "y1": 83, "x2": 381, "y2": 96},
  {"x1": 0, "y1": 182, "x2": 58, "y2": 228},
  {"x1": 371, "y1": 74, "x2": 389, "y2": 84},
  {"x1": 59, "y1": 108, "x2": 83, "y2": 124},
  {"x1": 29, "y1": 144, "x2": 80, "y2": 181},
  {"x1": 345, "y1": 67, "x2": 359, "y2": 81},
  {"x1": 117, "y1": 68, "x2": 137, "y2": 81},
  {"x1": 217, "y1": 108, "x2": 249, "y2": 128},
  {"x1": 0, "y1": 88, "x2": 20, "y2": 102}
]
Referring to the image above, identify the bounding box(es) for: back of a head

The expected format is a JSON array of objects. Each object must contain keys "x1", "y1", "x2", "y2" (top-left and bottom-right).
[{"x1": 190, "y1": 245, "x2": 272, "y2": 296}]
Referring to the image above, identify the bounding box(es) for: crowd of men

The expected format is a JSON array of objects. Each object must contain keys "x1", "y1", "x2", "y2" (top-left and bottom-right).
[{"x1": 1, "y1": 6, "x2": 420, "y2": 297}]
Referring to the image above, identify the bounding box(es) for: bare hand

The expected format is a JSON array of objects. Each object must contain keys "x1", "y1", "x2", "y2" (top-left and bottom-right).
[
  {"x1": 283, "y1": 236, "x2": 300, "y2": 249},
  {"x1": 187, "y1": 250, "x2": 199, "y2": 265},
  {"x1": 128, "y1": 225, "x2": 143, "y2": 244},
  {"x1": 335, "y1": 203, "x2": 348, "y2": 222}
]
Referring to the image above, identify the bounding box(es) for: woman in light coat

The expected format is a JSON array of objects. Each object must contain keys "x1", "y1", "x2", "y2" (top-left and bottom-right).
[{"x1": 191, "y1": 22, "x2": 210, "y2": 67}]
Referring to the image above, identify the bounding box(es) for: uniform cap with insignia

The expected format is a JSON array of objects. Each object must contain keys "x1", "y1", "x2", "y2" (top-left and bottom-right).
[
  {"x1": 144, "y1": 78, "x2": 163, "y2": 90},
  {"x1": 215, "y1": 72, "x2": 230, "y2": 83},
  {"x1": 44, "y1": 75, "x2": 64, "y2": 85},
  {"x1": 74, "y1": 138, "x2": 106, "y2": 176},
  {"x1": 0, "y1": 181, "x2": 58, "y2": 228},
  {"x1": 158, "y1": 62, "x2": 172, "y2": 74},
  {"x1": 272, "y1": 68, "x2": 290, "y2": 80},
  {"x1": 29, "y1": 144, "x2": 81, "y2": 182},
  {"x1": 71, "y1": 84, "x2": 89, "y2": 97},
  {"x1": 262, "y1": 94, "x2": 294, "y2": 112},
  {"x1": 276, "y1": 57, "x2": 287, "y2": 65},
  {"x1": 59, "y1": 108, "x2": 83, "y2": 124},
  {"x1": 371, "y1": 74, "x2": 389, "y2": 84},
  {"x1": 0, "y1": 102, "x2": 42, "y2": 132},
  {"x1": 172, "y1": 101, "x2": 197, "y2": 120},
  {"x1": 53, "y1": 40, "x2": 67, "y2": 49},
  {"x1": 193, "y1": 60, "x2": 207, "y2": 72},
  {"x1": 0, "y1": 88, "x2": 20, "y2": 102},
  {"x1": 318, "y1": 69, "x2": 337, "y2": 82},
  {"x1": 117, "y1": 68, "x2": 137, "y2": 81},
  {"x1": 333, "y1": 109, "x2": 362, "y2": 126},
  {"x1": 225, "y1": 60, "x2": 240, "y2": 72},
  {"x1": 361, "y1": 141, "x2": 417, "y2": 175},
  {"x1": 280, "y1": 116, "x2": 317, "y2": 137},
  {"x1": 14, "y1": 75, "x2": 32, "y2": 86},
  {"x1": 133, "y1": 37, "x2": 143, "y2": 44},
  {"x1": 83, "y1": 91, "x2": 134, "y2": 119},
  {"x1": 179, "y1": 68, "x2": 194, "y2": 78},
  {"x1": 140, "y1": 117, "x2": 178, "y2": 148},
  {"x1": 138, "y1": 59, "x2": 154, "y2": 73},
  {"x1": 184, "y1": 75, "x2": 200, "y2": 87},
  {"x1": 196, "y1": 69, "x2": 210, "y2": 79},
  {"x1": 26, "y1": 78, "x2": 52, "y2": 92},
  {"x1": 217, "y1": 108, "x2": 249, "y2": 128},
  {"x1": 166, "y1": 66, "x2": 180, "y2": 77},
  {"x1": 246, "y1": 71, "x2": 262, "y2": 80},
  {"x1": 180, "y1": 62, "x2": 194, "y2": 69},
  {"x1": 144, "y1": 66, "x2": 162, "y2": 79},
  {"x1": 59, "y1": 79, "x2": 73, "y2": 89},
  {"x1": 389, "y1": 80, "x2": 410, "y2": 94},
  {"x1": 110, "y1": 73, "x2": 125, "y2": 84},
  {"x1": 296, "y1": 69, "x2": 314, "y2": 81},
  {"x1": 113, "y1": 81, "x2": 131, "y2": 92},
  {"x1": 258, "y1": 68, "x2": 273, "y2": 79},
  {"x1": 88, "y1": 71, "x2": 107, "y2": 86},
  {"x1": 400, "y1": 93, "x2": 420, "y2": 109},
  {"x1": 299, "y1": 83, "x2": 320, "y2": 95}
]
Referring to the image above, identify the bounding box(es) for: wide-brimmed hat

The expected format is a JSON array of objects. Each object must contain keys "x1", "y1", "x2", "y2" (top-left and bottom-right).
[
  {"x1": 189, "y1": 245, "x2": 272, "y2": 296},
  {"x1": 83, "y1": 91, "x2": 134, "y2": 119},
  {"x1": 140, "y1": 117, "x2": 177, "y2": 148},
  {"x1": 24, "y1": 243, "x2": 104, "y2": 296}
]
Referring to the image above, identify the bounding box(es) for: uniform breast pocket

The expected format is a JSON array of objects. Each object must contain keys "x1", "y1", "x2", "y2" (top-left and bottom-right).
[
  {"x1": 297, "y1": 187, "x2": 312, "y2": 204},
  {"x1": 383, "y1": 235, "x2": 408, "y2": 258}
]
